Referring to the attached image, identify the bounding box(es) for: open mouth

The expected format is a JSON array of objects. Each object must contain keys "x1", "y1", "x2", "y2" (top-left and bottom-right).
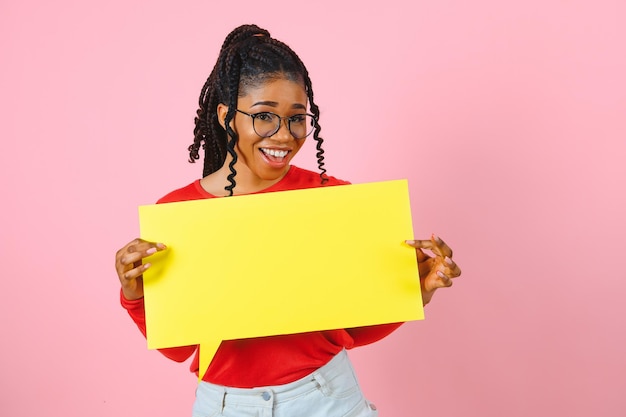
[{"x1": 260, "y1": 148, "x2": 290, "y2": 162}]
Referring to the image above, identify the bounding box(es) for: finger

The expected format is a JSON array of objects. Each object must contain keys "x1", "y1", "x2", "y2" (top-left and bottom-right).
[
  {"x1": 118, "y1": 250, "x2": 144, "y2": 268},
  {"x1": 430, "y1": 235, "x2": 453, "y2": 258},
  {"x1": 443, "y1": 256, "x2": 462, "y2": 278},
  {"x1": 405, "y1": 239, "x2": 433, "y2": 250},
  {"x1": 127, "y1": 239, "x2": 167, "y2": 255},
  {"x1": 121, "y1": 262, "x2": 151, "y2": 282},
  {"x1": 406, "y1": 236, "x2": 453, "y2": 259},
  {"x1": 117, "y1": 239, "x2": 167, "y2": 267},
  {"x1": 436, "y1": 270, "x2": 454, "y2": 287}
]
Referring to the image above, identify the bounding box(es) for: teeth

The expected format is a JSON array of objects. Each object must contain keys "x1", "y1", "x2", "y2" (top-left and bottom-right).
[{"x1": 262, "y1": 148, "x2": 288, "y2": 158}]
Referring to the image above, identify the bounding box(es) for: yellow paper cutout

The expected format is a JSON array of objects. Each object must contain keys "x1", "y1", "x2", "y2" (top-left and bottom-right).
[{"x1": 139, "y1": 180, "x2": 423, "y2": 380}]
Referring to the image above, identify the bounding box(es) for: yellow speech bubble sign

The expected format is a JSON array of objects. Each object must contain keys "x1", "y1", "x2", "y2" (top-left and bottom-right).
[{"x1": 139, "y1": 180, "x2": 423, "y2": 380}]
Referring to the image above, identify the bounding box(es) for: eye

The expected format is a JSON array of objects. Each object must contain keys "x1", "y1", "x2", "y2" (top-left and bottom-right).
[
  {"x1": 289, "y1": 114, "x2": 307, "y2": 123},
  {"x1": 254, "y1": 112, "x2": 275, "y2": 122}
]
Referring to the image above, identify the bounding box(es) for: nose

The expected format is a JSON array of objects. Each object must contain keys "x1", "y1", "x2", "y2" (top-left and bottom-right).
[{"x1": 271, "y1": 117, "x2": 295, "y2": 142}]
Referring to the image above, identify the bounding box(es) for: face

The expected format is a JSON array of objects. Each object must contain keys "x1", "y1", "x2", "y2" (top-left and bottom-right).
[{"x1": 218, "y1": 78, "x2": 309, "y2": 187}]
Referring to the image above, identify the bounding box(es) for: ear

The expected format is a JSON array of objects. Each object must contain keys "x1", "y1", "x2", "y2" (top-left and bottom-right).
[{"x1": 217, "y1": 103, "x2": 228, "y2": 130}]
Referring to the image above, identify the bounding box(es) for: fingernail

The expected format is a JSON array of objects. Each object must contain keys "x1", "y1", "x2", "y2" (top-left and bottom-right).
[
  {"x1": 445, "y1": 257, "x2": 453, "y2": 265},
  {"x1": 146, "y1": 248, "x2": 157, "y2": 255},
  {"x1": 143, "y1": 263, "x2": 151, "y2": 270},
  {"x1": 405, "y1": 240, "x2": 415, "y2": 245},
  {"x1": 437, "y1": 271, "x2": 448, "y2": 279},
  {"x1": 157, "y1": 243, "x2": 167, "y2": 249}
]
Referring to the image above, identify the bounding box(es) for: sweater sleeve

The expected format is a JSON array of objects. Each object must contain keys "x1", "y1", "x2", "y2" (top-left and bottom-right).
[
  {"x1": 345, "y1": 323, "x2": 404, "y2": 347},
  {"x1": 120, "y1": 290, "x2": 197, "y2": 362}
]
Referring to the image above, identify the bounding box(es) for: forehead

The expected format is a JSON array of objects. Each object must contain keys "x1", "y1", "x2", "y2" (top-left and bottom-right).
[{"x1": 238, "y1": 78, "x2": 308, "y2": 106}]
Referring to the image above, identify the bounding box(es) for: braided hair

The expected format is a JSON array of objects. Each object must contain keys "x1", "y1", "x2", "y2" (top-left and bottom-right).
[{"x1": 188, "y1": 24, "x2": 327, "y2": 196}]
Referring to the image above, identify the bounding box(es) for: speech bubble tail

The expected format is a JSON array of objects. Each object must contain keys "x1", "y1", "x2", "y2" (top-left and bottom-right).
[{"x1": 198, "y1": 340, "x2": 221, "y2": 382}]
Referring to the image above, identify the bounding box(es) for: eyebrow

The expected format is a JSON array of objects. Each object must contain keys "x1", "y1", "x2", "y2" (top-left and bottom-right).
[{"x1": 251, "y1": 101, "x2": 307, "y2": 110}]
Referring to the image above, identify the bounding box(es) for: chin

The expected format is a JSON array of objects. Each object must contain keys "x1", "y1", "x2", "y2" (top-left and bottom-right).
[{"x1": 257, "y1": 165, "x2": 290, "y2": 181}]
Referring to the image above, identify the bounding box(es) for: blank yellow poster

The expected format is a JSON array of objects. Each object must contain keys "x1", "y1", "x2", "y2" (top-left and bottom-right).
[{"x1": 139, "y1": 180, "x2": 423, "y2": 379}]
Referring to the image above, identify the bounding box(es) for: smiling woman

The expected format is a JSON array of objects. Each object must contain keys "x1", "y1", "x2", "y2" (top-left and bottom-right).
[
  {"x1": 206, "y1": 78, "x2": 311, "y2": 195},
  {"x1": 186, "y1": 24, "x2": 330, "y2": 198},
  {"x1": 113, "y1": 24, "x2": 461, "y2": 417}
]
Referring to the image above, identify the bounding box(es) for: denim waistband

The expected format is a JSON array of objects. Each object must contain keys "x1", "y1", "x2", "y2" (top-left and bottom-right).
[{"x1": 195, "y1": 349, "x2": 353, "y2": 408}]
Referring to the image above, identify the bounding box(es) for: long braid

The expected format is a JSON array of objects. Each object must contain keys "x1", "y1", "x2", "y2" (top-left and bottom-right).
[
  {"x1": 222, "y1": 49, "x2": 242, "y2": 196},
  {"x1": 189, "y1": 25, "x2": 269, "y2": 177},
  {"x1": 301, "y1": 69, "x2": 327, "y2": 183},
  {"x1": 188, "y1": 24, "x2": 328, "y2": 193}
]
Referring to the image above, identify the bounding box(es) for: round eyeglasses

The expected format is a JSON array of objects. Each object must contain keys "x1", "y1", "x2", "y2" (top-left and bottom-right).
[{"x1": 236, "y1": 109, "x2": 317, "y2": 139}]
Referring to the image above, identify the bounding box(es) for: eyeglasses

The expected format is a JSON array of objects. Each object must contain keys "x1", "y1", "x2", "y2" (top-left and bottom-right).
[{"x1": 236, "y1": 109, "x2": 317, "y2": 139}]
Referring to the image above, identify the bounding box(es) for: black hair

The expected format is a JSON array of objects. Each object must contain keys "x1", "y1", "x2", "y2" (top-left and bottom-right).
[{"x1": 188, "y1": 24, "x2": 327, "y2": 196}]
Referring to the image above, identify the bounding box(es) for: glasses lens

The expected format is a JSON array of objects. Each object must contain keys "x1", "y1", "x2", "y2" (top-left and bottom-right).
[
  {"x1": 289, "y1": 114, "x2": 315, "y2": 139},
  {"x1": 252, "y1": 112, "x2": 280, "y2": 137}
]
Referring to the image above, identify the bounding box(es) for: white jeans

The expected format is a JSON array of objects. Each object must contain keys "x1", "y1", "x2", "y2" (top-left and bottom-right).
[{"x1": 192, "y1": 349, "x2": 378, "y2": 417}]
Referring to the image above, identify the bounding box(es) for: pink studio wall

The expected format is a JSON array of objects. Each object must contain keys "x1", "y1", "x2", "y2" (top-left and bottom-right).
[{"x1": 1, "y1": 1, "x2": 624, "y2": 416}]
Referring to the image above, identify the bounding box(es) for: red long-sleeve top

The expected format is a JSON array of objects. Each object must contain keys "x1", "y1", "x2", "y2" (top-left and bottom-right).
[{"x1": 121, "y1": 166, "x2": 403, "y2": 388}]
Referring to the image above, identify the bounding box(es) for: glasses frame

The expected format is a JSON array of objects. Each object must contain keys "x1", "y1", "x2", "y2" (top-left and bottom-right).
[{"x1": 235, "y1": 109, "x2": 317, "y2": 139}]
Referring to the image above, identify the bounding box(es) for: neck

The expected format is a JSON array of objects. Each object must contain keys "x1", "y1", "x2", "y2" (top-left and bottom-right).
[{"x1": 201, "y1": 156, "x2": 291, "y2": 196}]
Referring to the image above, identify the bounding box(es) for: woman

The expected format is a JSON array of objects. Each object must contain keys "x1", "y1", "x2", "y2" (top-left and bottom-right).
[{"x1": 115, "y1": 24, "x2": 461, "y2": 417}]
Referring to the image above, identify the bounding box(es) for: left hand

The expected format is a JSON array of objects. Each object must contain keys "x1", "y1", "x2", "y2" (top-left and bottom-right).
[{"x1": 406, "y1": 235, "x2": 462, "y2": 306}]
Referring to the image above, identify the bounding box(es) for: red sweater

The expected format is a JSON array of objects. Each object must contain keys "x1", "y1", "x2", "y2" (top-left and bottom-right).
[{"x1": 121, "y1": 166, "x2": 403, "y2": 387}]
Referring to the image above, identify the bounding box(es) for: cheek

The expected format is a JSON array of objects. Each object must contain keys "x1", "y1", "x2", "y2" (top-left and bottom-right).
[
  {"x1": 292, "y1": 140, "x2": 306, "y2": 155},
  {"x1": 233, "y1": 127, "x2": 259, "y2": 150},
  {"x1": 231, "y1": 116, "x2": 255, "y2": 138}
]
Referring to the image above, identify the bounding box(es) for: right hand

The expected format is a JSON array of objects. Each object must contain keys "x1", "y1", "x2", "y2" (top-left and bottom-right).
[{"x1": 115, "y1": 238, "x2": 167, "y2": 300}]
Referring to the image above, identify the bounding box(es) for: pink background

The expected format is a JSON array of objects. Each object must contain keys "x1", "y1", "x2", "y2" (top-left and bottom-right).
[{"x1": 1, "y1": 1, "x2": 624, "y2": 416}]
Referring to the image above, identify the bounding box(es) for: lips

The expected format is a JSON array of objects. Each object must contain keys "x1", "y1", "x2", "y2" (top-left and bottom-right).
[
  {"x1": 260, "y1": 148, "x2": 289, "y2": 159},
  {"x1": 258, "y1": 147, "x2": 291, "y2": 169}
]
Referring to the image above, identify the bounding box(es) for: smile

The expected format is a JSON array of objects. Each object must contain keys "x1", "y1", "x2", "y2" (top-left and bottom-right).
[{"x1": 260, "y1": 148, "x2": 289, "y2": 158}]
